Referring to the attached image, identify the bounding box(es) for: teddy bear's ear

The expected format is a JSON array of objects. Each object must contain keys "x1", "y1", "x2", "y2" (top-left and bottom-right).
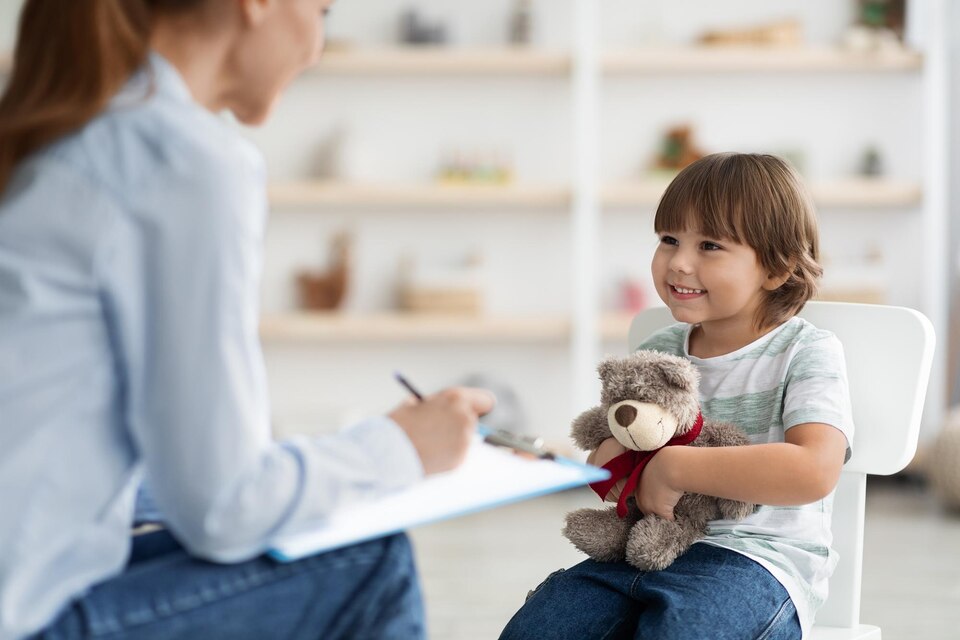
[
  {"x1": 658, "y1": 357, "x2": 697, "y2": 391},
  {"x1": 596, "y1": 357, "x2": 617, "y2": 382}
]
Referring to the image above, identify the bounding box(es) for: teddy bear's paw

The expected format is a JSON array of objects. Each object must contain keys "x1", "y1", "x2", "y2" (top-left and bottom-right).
[
  {"x1": 562, "y1": 508, "x2": 632, "y2": 562},
  {"x1": 717, "y1": 498, "x2": 756, "y2": 521}
]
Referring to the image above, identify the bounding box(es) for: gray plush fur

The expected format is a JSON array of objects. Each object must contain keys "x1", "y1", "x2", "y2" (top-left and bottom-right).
[{"x1": 563, "y1": 350, "x2": 756, "y2": 571}]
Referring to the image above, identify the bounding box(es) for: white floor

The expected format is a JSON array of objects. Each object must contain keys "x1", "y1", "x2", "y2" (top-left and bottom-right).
[{"x1": 410, "y1": 479, "x2": 960, "y2": 640}]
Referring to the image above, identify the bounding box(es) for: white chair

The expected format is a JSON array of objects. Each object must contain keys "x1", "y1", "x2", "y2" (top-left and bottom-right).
[{"x1": 627, "y1": 301, "x2": 935, "y2": 640}]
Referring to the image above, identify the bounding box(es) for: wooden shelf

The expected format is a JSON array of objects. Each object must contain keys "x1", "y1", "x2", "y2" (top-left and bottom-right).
[
  {"x1": 0, "y1": 45, "x2": 923, "y2": 77},
  {"x1": 604, "y1": 178, "x2": 922, "y2": 209},
  {"x1": 269, "y1": 181, "x2": 571, "y2": 209},
  {"x1": 260, "y1": 312, "x2": 571, "y2": 342},
  {"x1": 313, "y1": 48, "x2": 571, "y2": 76},
  {"x1": 269, "y1": 178, "x2": 919, "y2": 210},
  {"x1": 603, "y1": 46, "x2": 923, "y2": 73}
]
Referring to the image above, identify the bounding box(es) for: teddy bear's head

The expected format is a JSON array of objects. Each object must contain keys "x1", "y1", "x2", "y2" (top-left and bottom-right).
[{"x1": 597, "y1": 350, "x2": 701, "y2": 451}]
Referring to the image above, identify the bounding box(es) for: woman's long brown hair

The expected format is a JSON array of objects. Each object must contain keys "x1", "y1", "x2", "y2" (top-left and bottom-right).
[{"x1": 0, "y1": 0, "x2": 200, "y2": 193}]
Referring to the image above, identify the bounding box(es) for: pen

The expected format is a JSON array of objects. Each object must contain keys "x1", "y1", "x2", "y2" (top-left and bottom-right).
[
  {"x1": 394, "y1": 371, "x2": 424, "y2": 401},
  {"x1": 392, "y1": 371, "x2": 555, "y2": 460}
]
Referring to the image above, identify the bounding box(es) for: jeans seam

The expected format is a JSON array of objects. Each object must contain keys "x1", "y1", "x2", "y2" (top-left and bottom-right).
[
  {"x1": 593, "y1": 571, "x2": 647, "y2": 640},
  {"x1": 754, "y1": 596, "x2": 796, "y2": 640}
]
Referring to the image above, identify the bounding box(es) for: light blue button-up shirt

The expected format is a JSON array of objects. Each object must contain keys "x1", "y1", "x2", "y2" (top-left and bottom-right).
[{"x1": 0, "y1": 54, "x2": 424, "y2": 639}]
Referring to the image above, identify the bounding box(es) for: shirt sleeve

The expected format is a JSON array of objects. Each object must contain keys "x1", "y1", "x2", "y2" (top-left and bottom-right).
[
  {"x1": 95, "y1": 151, "x2": 423, "y2": 562},
  {"x1": 782, "y1": 333, "x2": 855, "y2": 462}
]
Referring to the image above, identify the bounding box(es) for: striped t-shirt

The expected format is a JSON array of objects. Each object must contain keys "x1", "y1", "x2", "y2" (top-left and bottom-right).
[{"x1": 638, "y1": 316, "x2": 855, "y2": 638}]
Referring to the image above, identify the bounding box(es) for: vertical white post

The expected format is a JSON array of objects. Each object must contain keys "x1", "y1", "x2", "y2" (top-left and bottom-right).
[
  {"x1": 571, "y1": 0, "x2": 601, "y2": 417},
  {"x1": 920, "y1": 0, "x2": 950, "y2": 442}
]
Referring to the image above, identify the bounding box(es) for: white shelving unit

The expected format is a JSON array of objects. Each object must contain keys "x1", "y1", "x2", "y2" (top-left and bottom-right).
[
  {"x1": 8, "y1": 1, "x2": 947, "y2": 446},
  {"x1": 249, "y1": 0, "x2": 949, "y2": 446}
]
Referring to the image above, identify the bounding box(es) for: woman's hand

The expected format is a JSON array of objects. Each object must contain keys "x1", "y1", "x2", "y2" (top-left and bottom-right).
[
  {"x1": 389, "y1": 387, "x2": 496, "y2": 475},
  {"x1": 635, "y1": 447, "x2": 684, "y2": 521},
  {"x1": 587, "y1": 437, "x2": 628, "y2": 503}
]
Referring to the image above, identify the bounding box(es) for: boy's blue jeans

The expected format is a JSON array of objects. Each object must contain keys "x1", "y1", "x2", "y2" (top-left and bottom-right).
[
  {"x1": 500, "y1": 543, "x2": 801, "y2": 640},
  {"x1": 34, "y1": 529, "x2": 424, "y2": 639}
]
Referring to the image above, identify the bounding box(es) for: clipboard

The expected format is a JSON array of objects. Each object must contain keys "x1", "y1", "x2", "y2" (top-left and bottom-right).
[{"x1": 268, "y1": 435, "x2": 609, "y2": 562}]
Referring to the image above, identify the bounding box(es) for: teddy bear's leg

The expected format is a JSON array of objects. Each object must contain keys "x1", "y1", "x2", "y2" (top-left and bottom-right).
[
  {"x1": 624, "y1": 514, "x2": 708, "y2": 571},
  {"x1": 562, "y1": 507, "x2": 634, "y2": 562}
]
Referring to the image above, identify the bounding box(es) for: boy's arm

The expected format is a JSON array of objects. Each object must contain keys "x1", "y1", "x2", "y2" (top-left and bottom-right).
[{"x1": 635, "y1": 423, "x2": 847, "y2": 521}]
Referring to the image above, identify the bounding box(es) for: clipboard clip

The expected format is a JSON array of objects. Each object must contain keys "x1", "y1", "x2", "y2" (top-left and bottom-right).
[{"x1": 477, "y1": 424, "x2": 556, "y2": 460}]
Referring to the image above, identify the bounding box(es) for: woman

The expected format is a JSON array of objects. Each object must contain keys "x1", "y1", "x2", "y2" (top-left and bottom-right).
[{"x1": 0, "y1": 1, "x2": 494, "y2": 638}]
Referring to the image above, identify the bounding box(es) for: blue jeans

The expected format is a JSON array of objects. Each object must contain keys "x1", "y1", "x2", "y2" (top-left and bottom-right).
[
  {"x1": 35, "y1": 529, "x2": 424, "y2": 640},
  {"x1": 500, "y1": 543, "x2": 800, "y2": 640}
]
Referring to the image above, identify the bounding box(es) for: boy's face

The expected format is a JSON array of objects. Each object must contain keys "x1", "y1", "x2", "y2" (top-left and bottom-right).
[{"x1": 651, "y1": 225, "x2": 781, "y2": 336}]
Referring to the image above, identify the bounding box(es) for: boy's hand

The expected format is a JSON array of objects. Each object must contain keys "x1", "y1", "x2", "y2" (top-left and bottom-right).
[
  {"x1": 635, "y1": 447, "x2": 684, "y2": 521},
  {"x1": 587, "y1": 437, "x2": 628, "y2": 502}
]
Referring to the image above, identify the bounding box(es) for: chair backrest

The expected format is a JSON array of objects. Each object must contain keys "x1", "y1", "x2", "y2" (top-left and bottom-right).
[{"x1": 628, "y1": 301, "x2": 935, "y2": 627}]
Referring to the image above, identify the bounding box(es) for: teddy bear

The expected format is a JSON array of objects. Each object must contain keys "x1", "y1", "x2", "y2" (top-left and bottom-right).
[{"x1": 562, "y1": 350, "x2": 755, "y2": 571}]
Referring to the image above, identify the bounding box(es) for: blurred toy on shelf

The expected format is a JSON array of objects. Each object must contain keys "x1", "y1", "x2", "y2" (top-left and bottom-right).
[
  {"x1": 649, "y1": 125, "x2": 705, "y2": 176},
  {"x1": 841, "y1": 0, "x2": 906, "y2": 53},
  {"x1": 859, "y1": 0, "x2": 905, "y2": 38},
  {"x1": 818, "y1": 246, "x2": 887, "y2": 305},
  {"x1": 772, "y1": 148, "x2": 807, "y2": 175},
  {"x1": 398, "y1": 252, "x2": 486, "y2": 315},
  {"x1": 310, "y1": 126, "x2": 348, "y2": 179},
  {"x1": 399, "y1": 8, "x2": 448, "y2": 46},
  {"x1": 698, "y1": 19, "x2": 803, "y2": 47},
  {"x1": 437, "y1": 150, "x2": 514, "y2": 185},
  {"x1": 859, "y1": 145, "x2": 884, "y2": 176},
  {"x1": 841, "y1": 24, "x2": 903, "y2": 53},
  {"x1": 508, "y1": 0, "x2": 534, "y2": 46},
  {"x1": 296, "y1": 232, "x2": 351, "y2": 311},
  {"x1": 620, "y1": 277, "x2": 648, "y2": 314}
]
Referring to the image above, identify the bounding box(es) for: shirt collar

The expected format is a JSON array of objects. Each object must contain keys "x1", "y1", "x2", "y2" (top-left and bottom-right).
[{"x1": 147, "y1": 51, "x2": 194, "y2": 105}]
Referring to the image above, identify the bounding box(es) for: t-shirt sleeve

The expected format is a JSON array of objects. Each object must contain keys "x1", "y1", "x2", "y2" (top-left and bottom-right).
[{"x1": 782, "y1": 333, "x2": 855, "y2": 462}]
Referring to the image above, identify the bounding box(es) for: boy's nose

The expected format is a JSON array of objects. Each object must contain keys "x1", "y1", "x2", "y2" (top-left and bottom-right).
[{"x1": 669, "y1": 253, "x2": 694, "y2": 275}]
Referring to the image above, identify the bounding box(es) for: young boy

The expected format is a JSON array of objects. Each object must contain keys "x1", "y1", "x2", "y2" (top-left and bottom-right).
[{"x1": 500, "y1": 153, "x2": 853, "y2": 640}]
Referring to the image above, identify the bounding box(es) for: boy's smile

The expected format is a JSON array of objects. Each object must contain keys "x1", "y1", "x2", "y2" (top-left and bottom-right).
[{"x1": 669, "y1": 284, "x2": 707, "y2": 300}]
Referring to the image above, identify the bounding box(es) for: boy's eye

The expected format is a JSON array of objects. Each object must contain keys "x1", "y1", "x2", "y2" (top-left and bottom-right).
[
  {"x1": 659, "y1": 235, "x2": 679, "y2": 246},
  {"x1": 701, "y1": 241, "x2": 722, "y2": 251}
]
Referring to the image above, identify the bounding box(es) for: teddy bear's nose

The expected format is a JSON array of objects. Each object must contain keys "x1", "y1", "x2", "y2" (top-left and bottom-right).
[{"x1": 614, "y1": 404, "x2": 638, "y2": 427}]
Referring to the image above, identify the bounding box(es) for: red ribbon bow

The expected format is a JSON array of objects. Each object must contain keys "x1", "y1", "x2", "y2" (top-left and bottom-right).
[{"x1": 589, "y1": 412, "x2": 704, "y2": 518}]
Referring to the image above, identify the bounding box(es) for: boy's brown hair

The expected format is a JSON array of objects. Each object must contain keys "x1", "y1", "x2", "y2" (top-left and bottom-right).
[{"x1": 654, "y1": 152, "x2": 823, "y2": 330}]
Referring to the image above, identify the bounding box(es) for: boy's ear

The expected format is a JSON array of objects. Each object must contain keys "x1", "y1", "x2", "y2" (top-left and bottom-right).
[
  {"x1": 762, "y1": 272, "x2": 791, "y2": 291},
  {"x1": 763, "y1": 262, "x2": 795, "y2": 291}
]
